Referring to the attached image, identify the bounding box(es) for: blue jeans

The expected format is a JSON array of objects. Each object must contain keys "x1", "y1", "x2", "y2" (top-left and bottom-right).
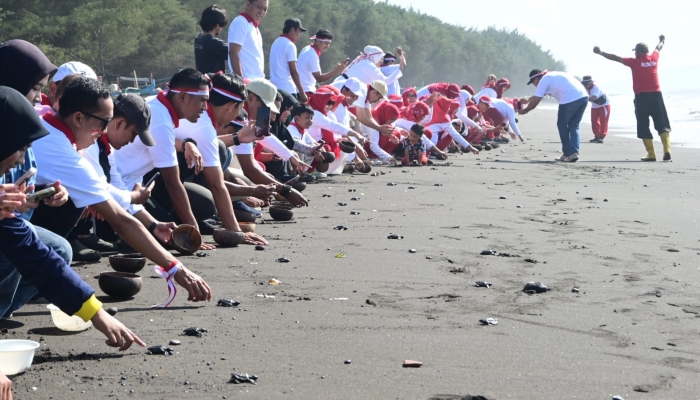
[
  {"x1": 557, "y1": 97, "x2": 588, "y2": 156},
  {"x1": 0, "y1": 223, "x2": 72, "y2": 318}
]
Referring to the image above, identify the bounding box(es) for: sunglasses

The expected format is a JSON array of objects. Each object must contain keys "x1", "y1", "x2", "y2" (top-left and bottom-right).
[{"x1": 83, "y1": 111, "x2": 112, "y2": 131}]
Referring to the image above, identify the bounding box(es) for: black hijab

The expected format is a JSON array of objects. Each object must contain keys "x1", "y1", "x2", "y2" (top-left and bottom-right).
[
  {"x1": 0, "y1": 39, "x2": 57, "y2": 97},
  {"x1": 273, "y1": 89, "x2": 299, "y2": 150},
  {"x1": 0, "y1": 86, "x2": 49, "y2": 161}
]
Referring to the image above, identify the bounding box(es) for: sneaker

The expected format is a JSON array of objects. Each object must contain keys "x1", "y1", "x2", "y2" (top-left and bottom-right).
[
  {"x1": 596, "y1": 138, "x2": 605, "y2": 143},
  {"x1": 555, "y1": 154, "x2": 567, "y2": 161},
  {"x1": 663, "y1": 152, "x2": 671, "y2": 161},
  {"x1": 311, "y1": 171, "x2": 327, "y2": 179},
  {"x1": 298, "y1": 174, "x2": 316, "y2": 183},
  {"x1": 233, "y1": 200, "x2": 263, "y2": 218},
  {"x1": 565, "y1": 153, "x2": 579, "y2": 162},
  {"x1": 78, "y1": 235, "x2": 117, "y2": 252},
  {"x1": 589, "y1": 138, "x2": 599, "y2": 143},
  {"x1": 70, "y1": 239, "x2": 101, "y2": 262}
]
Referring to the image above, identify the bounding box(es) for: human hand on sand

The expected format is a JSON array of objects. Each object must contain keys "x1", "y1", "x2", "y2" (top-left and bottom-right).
[
  {"x1": 241, "y1": 232, "x2": 268, "y2": 246},
  {"x1": 173, "y1": 265, "x2": 212, "y2": 302},
  {"x1": 91, "y1": 308, "x2": 147, "y2": 351}
]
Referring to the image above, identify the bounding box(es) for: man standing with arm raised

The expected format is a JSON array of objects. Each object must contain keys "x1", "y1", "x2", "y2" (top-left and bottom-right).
[
  {"x1": 228, "y1": 0, "x2": 268, "y2": 79},
  {"x1": 593, "y1": 35, "x2": 670, "y2": 161}
]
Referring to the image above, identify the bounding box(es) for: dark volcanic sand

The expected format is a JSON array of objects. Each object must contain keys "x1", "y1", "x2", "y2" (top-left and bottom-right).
[{"x1": 4, "y1": 108, "x2": 700, "y2": 399}]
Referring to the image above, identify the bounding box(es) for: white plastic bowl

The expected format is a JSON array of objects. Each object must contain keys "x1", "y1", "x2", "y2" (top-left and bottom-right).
[
  {"x1": 0, "y1": 340, "x2": 40, "y2": 375},
  {"x1": 46, "y1": 304, "x2": 92, "y2": 332}
]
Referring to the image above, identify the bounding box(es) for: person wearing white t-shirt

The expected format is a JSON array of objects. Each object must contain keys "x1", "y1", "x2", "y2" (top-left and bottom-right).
[
  {"x1": 114, "y1": 68, "x2": 215, "y2": 237},
  {"x1": 236, "y1": 78, "x2": 309, "y2": 207},
  {"x1": 520, "y1": 69, "x2": 588, "y2": 162},
  {"x1": 228, "y1": 0, "x2": 268, "y2": 79},
  {"x1": 173, "y1": 73, "x2": 267, "y2": 245},
  {"x1": 31, "y1": 76, "x2": 212, "y2": 302},
  {"x1": 297, "y1": 28, "x2": 349, "y2": 95},
  {"x1": 380, "y1": 48, "x2": 407, "y2": 96},
  {"x1": 581, "y1": 76, "x2": 611, "y2": 143},
  {"x1": 269, "y1": 18, "x2": 308, "y2": 102}
]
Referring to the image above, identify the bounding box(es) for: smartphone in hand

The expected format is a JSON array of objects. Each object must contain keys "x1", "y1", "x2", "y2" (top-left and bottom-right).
[
  {"x1": 26, "y1": 186, "x2": 56, "y2": 202},
  {"x1": 255, "y1": 107, "x2": 271, "y2": 138},
  {"x1": 14, "y1": 167, "x2": 36, "y2": 187}
]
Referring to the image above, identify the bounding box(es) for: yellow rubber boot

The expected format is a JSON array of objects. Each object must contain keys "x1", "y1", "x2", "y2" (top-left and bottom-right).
[
  {"x1": 660, "y1": 131, "x2": 671, "y2": 161},
  {"x1": 641, "y1": 139, "x2": 656, "y2": 161}
]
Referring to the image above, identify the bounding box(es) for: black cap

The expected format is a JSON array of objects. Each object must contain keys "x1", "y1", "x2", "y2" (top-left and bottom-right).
[
  {"x1": 284, "y1": 18, "x2": 307, "y2": 32},
  {"x1": 527, "y1": 69, "x2": 544, "y2": 85},
  {"x1": 114, "y1": 94, "x2": 154, "y2": 146}
]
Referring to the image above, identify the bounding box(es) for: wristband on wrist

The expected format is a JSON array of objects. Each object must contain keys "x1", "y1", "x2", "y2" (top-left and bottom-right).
[
  {"x1": 148, "y1": 221, "x2": 158, "y2": 233},
  {"x1": 151, "y1": 260, "x2": 181, "y2": 308},
  {"x1": 280, "y1": 185, "x2": 292, "y2": 199},
  {"x1": 232, "y1": 133, "x2": 240, "y2": 146},
  {"x1": 182, "y1": 138, "x2": 197, "y2": 152}
]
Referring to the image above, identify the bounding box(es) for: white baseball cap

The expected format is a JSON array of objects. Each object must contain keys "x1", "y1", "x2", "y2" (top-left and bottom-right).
[
  {"x1": 246, "y1": 78, "x2": 280, "y2": 114},
  {"x1": 52, "y1": 61, "x2": 97, "y2": 82},
  {"x1": 341, "y1": 77, "x2": 363, "y2": 96}
]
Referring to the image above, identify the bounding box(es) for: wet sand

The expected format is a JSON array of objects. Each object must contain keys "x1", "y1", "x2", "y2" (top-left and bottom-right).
[{"x1": 5, "y1": 108, "x2": 700, "y2": 399}]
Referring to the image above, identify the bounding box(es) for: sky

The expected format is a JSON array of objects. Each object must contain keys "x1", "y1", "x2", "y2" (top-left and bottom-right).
[{"x1": 377, "y1": 0, "x2": 700, "y2": 94}]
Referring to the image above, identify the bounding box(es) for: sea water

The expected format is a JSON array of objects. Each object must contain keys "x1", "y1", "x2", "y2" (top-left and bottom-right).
[{"x1": 538, "y1": 90, "x2": 700, "y2": 147}]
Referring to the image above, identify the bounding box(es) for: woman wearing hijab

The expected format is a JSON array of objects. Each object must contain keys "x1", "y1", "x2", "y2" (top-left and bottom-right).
[
  {"x1": 0, "y1": 87, "x2": 146, "y2": 367},
  {"x1": 474, "y1": 74, "x2": 498, "y2": 103},
  {"x1": 363, "y1": 102, "x2": 401, "y2": 164},
  {"x1": 402, "y1": 87, "x2": 417, "y2": 107},
  {"x1": 0, "y1": 39, "x2": 75, "y2": 263},
  {"x1": 495, "y1": 78, "x2": 511, "y2": 99},
  {"x1": 272, "y1": 89, "x2": 299, "y2": 150}
]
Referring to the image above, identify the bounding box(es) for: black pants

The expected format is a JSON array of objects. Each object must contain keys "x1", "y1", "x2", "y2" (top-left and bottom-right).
[
  {"x1": 634, "y1": 92, "x2": 671, "y2": 139},
  {"x1": 31, "y1": 198, "x2": 85, "y2": 239},
  {"x1": 142, "y1": 169, "x2": 216, "y2": 225}
]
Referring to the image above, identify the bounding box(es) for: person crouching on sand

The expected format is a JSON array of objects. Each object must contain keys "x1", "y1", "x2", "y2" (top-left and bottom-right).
[
  {"x1": 401, "y1": 124, "x2": 428, "y2": 166},
  {"x1": 580, "y1": 76, "x2": 611, "y2": 144}
]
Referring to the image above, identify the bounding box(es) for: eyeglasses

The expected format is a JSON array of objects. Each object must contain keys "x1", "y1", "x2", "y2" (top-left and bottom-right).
[{"x1": 82, "y1": 111, "x2": 112, "y2": 131}]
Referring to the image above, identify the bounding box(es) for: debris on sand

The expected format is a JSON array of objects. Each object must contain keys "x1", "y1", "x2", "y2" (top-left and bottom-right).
[
  {"x1": 217, "y1": 299, "x2": 240, "y2": 307},
  {"x1": 479, "y1": 318, "x2": 498, "y2": 326},
  {"x1": 181, "y1": 327, "x2": 208, "y2": 337},
  {"x1": 480, "y1": 249, "x2": 496, "y2": 256},
  {"x1": 229, "y1": 373, "x2": 258, "y2": 385},
  {"x1": 147, "y1": 346, "x2": 174, "y2": 356},
  {"x1": 402, "y1": 360, "x2": 422, "y2": 368},
  {"x1": 388, "y1": 234, "x2": 404, "y2": 239},
  {"x1": 475, "y1": 281, "x2": 492, "y2": 288},
  {"x1": 523, "y1": 282, "x2": 550, "y2": 294}
]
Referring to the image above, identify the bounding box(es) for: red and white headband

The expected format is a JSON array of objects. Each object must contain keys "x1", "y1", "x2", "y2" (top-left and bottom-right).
[
  {"x1": 310, "y1": 36, "x2": 332, "y2": 43},
  {"x1": 168, "y1": 83, "x2": 210, "y2": 96},
  {"x1": 212, "y1": 86, "x2": 243, "y2": 102}
]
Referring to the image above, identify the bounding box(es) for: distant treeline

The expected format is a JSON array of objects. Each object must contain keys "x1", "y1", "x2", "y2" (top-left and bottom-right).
[{"x1": 0, "y1": 0, "x2": 566, "y2": 95}]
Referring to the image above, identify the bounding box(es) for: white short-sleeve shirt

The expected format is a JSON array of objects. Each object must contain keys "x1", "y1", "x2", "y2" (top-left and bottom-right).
[
  {"x1": 587, "y1": 84, "x2": 610, "y2": 108},
  {"x1": 175, "y1": 108, "x2": 221, "y2": 168},
  {"x1": 380, "y1": 65, "x2": 401, "y2": 96},
  {"x1": 227, "y1": 15, "x2": 265, "y2": 79},
  {"x1": 343, "y1": 59, "x2": 403, "y2": 86},
  {"x1": 269, "y1": 36, "x2": 298, "y2": 94},
  {"x1": 473, "y1": 87, "x2": 497, "y2": 103},
  {"x1": 114, "y1": 95, "x2": 179, "y2": 180},
  {"x1": 297, "y1": 45, "x2": 321, "y2": 93},
  {"x1": 33, "y1": 119, "x2": 112, "y2": 208},
  {"x1": 534, "y1": 71, "x2": 588, "y2": 105}
]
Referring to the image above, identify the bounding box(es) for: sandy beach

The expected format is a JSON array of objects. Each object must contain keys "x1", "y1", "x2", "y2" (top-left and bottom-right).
[{"x1": 4, "y1": 107, "x2": 700, "y2": 399}]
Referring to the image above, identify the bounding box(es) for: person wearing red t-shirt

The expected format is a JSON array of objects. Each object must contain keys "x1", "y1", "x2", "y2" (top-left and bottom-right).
[{"x1": 594, "y1": 35, "x2": 671, "y2": 161}]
